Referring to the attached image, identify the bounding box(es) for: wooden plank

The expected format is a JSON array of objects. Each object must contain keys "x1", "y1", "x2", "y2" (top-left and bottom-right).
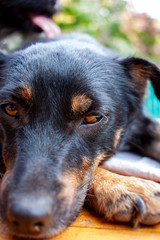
[
  {"x1": 53, "y1": 209, "x2": 160, "y2": 240},
  {"x1": 72, "y1": 209, "x2": 160, "y2": 232},
  {"x1": 55, "y1": 226, "x2": 160, "y2": 240}
]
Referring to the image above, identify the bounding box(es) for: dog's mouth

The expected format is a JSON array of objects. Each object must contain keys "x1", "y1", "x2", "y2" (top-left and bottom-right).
[
  {"x1": 28, "y1": 13, "x2": 61, "y2": 38},
  {"x1": 0, "y1": 5, "x2": 61, "y2": 38}
]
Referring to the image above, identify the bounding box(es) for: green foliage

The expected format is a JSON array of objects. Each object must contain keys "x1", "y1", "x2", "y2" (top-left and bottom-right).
[
  {"x1": 55, "y1": 0, "x2": 131, "y2": 51},
  {"x1": 54, "y1": 0, "x2": 160, "y2": 62}
]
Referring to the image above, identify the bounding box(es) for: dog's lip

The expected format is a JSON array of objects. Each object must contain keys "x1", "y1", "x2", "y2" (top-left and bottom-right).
[{"x1": 28, "y1": 13, "x2": 61, "y2": 38}]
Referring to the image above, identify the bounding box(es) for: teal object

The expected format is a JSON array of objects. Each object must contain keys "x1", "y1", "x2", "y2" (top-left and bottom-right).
[{"x1": 144, "y1": 82, "x2": 160, "y2": 118}]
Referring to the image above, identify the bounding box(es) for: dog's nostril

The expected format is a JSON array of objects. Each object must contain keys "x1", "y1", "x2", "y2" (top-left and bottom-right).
[
  {"x1": 7, "y1": 198, "x2": 52, "y2": 235},
  {"x1": 13, "y1": 220, "x2": 19, "y2": 227},
  {"x1": 33, "y1": 221, "x2": 44, "y2": 231}
]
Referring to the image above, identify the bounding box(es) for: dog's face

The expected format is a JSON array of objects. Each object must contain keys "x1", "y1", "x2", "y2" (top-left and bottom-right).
[
  {"x1": 0, "y1": 0, "x2": 59, "y2": 35},
  {"x1": 0, "y1": 36, "x2": 159, "y2": 239}
]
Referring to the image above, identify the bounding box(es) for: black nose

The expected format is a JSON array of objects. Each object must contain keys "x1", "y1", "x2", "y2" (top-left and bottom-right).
[{"x1": 7, "y1": 197, "x2": 52, "y2": 236}]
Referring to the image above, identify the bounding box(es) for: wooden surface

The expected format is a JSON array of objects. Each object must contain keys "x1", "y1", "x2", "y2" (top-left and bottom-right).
[
  {"x1": 50, "y1": 208, "x2": 160, "y2": 240},
  {"x1": 0, "y1": 207, "x2": 158, "y2": 240},
  {"x1": 0, "y1": 207, "x2": 159, "y2": 240}
]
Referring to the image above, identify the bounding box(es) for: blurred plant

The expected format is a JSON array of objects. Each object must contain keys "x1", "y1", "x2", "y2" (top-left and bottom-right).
[{"x1": 54, "y1": 0, "x2": 160, "y2": 64}]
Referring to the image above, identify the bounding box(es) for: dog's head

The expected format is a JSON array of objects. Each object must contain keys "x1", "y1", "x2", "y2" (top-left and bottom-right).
[
  {"x1": 0, "y1": 0, "x2": 60, "y2": 37},
  {"x1": 0, "y1": 34, "x2": 159, "y2": 238}
]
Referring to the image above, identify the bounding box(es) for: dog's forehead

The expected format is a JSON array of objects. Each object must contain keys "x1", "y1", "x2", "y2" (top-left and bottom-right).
[
  {"x1": 2, "y1": 40, "x2": 125, "y2": 115},
  {"x1": 8, "y1": 40, "x2": 122, "y2": 86},
  {"x1": 5, "y1": 42, "x2": 99, "y2": 92},
  {"x1": 9, "y1": 41, "x2": 121, "y2": 88}
]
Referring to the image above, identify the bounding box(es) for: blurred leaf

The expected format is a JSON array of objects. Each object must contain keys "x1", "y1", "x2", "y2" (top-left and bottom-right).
[{"x1": 54, "y1": 0, "x2": 160, "y2": 63}]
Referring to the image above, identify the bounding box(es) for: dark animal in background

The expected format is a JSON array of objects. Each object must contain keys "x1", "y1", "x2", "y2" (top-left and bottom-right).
[
  {"x1": 0, "y1": 33, "x2": 160, "y2": 239},
  {"x1": 0, "y1": 0, "x2": 60, "y2": 38}
]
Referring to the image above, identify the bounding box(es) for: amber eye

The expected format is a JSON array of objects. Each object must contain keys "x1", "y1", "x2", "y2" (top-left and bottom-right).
[
  {"x1": 3, "y1": 104, "x2": 19, "y2": 117},
  {"x1": 83, "y1": 114, "x2": 103, "y2": 125}
]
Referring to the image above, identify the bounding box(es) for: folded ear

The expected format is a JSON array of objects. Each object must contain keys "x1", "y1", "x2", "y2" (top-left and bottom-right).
[{"x1": 120, "y1": 57, "x2": 160, "y2": 100}]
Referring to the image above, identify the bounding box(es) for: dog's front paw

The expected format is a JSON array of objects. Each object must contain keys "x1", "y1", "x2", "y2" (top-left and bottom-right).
[{"x1": 86, "y1": 167, "x2": 160, "y2": 227}]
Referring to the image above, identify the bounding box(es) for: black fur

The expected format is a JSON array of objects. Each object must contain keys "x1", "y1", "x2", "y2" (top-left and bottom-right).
[{"x1": 0, "y1": 33, "x2": 159, "y2": 238}]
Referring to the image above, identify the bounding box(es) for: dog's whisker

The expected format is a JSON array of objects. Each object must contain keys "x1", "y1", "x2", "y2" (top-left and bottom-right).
[{"x1": 86, "y1": 193, "x2": 96, "y2": 197}]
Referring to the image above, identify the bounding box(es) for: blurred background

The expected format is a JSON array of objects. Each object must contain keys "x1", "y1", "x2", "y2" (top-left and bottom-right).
[{"x1": 53, "y1": 0, "x2": 160, "y2": 118}]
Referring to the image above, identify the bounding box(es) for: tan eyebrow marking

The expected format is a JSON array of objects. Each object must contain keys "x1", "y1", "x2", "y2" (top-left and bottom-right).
[
  {"x1": 71, "y1": 94, "x2": 93, "y2": 114},
  {"x1": 18, "y1": 86, "x2": 32, "y2": 102}
]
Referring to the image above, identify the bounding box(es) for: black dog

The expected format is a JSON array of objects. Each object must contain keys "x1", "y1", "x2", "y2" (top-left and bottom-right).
[
  {"x1": 0, "y1": 0, "x2": 60, "y2": 38},
  {"x1": 0, "y1": 33, "x2": 160, "y2": 239}
]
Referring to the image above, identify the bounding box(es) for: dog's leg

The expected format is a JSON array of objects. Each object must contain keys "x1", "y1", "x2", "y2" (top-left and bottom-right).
[
  {"x1": 86, "y1": 167, "x2": 160, "y2": 226},
  {"x1": 121, "y1": 112, "x2": 160, "y2": 161}
]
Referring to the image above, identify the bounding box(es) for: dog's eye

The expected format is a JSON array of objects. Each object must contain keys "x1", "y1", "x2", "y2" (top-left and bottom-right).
[
  {"x1": 82, "y1": 113, "x2": 103, "y2": 125},
  {"x1": 3, "y1": 104, "x2": 19, "y2": 117}
]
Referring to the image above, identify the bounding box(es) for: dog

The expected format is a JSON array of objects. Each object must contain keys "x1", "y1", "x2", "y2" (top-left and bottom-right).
[
  {"x1": 0, "y1": 0, "x2": 60, "y2": 38},
  {"x1": 0, "y1": 33, "x2": 160, "y2": 239}
]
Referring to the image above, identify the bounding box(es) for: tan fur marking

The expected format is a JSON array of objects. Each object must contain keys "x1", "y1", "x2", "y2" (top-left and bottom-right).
[
  {"x1": 58, "y1": 170, "x2": 79, "y2": 200},
  {"x1": 81, "y1": 157, "x2": 90, "y2": 170},
  {"x1": 129, "y1": 65, "x2": 148, "y2": 97},
  {"x1": 18, "y1": 86, "x2": 32, "y2": 101},
  {"x1": 114, "y1": 128, "x2": 123, "y2": 148},
  {"x1": 93, "y1": 152, "x2": 112, "y2": 171},
  {"x1": 71, "y1": 94, "x2": 92, "y2": 114},
  {"x1": 57, "y1": 153, "x2": 111, "y2": 208}
]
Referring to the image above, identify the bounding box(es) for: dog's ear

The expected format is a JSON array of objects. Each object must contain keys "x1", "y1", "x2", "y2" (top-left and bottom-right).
[{"x1": 120, "y1": 57, "x2": 160, "y2": 100}]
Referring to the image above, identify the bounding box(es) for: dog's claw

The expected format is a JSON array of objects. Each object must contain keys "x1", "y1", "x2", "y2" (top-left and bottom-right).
[
  {"x1": 86, "y1": 167, "x2": 160, "y2": 226},
  {"x1": 113, "y1": 197, "x2": 146, "y2": 227}
]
